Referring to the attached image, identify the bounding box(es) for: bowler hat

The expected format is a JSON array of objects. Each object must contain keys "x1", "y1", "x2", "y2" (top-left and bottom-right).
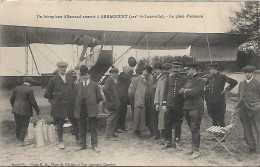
[
  {"x1": 56, "y1": 61, "x2": 68, "y2": 67},
  {"x1": 80, "y1": 65, "x2": 90, "y2": 75},
  {"x1": 241, "y1": 66, "x2": 256, "y2": 73}
]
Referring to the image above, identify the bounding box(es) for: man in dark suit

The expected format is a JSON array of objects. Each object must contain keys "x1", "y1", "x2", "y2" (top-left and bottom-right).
[
  {"x1": 162, "y1": 62, "x2": 188, "y2": 150},
  {"x1": 10, "y1": 77, "x2": 40, "y2": 147},
  {"x1": 205, "y1": 63, "x2": 238, "y2": 129},
  {"x1": 179, "y1": 63, "x2": 205, "y2": 159},
  {"x1": 103, "y1": 67, "x2": 120, "y2": 140},
  {"x1": 74, "y1": 65, "x2": 103, "y2": 152},
  {"x1": 44, "y1": 61, "x2": 76, "y2": 149},
  {"x1": 117, "y1": 66, "x2": 134, "y2": 133}
]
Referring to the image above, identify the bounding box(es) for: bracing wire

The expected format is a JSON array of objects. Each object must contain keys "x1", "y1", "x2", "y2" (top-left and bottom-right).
[
  {"x1": 31, "y1": 44, "x2": 56, "y2": 67},
  {"x1": 27, "y1": 28, "x2": 64, "y2": 62}
]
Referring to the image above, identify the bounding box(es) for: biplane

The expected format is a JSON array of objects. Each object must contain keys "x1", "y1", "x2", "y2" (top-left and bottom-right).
[{"x1": 0, "y1": 24, "x2": 249, "y2": 88}]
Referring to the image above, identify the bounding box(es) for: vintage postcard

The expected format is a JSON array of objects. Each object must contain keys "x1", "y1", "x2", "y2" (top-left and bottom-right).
[{"x1": 0, "y1": 1, "x2": 259, "y2": 166}]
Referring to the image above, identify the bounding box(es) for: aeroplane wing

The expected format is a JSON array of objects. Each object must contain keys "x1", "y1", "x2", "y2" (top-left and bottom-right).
[{"x1": 0, "y1": 24, "x2": 249, "y2": 50}]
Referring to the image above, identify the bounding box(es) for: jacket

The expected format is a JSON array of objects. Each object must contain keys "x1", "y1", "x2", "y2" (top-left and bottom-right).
[
  {"x1": 74, "y1": 80, "x2": 103, "y2": 118},
  {"x1": 163, "y1": 74, "x2": 188, "y2": 109},
  {"x1": 129, "y1": 76, "x2": 152, "y2": 109},
  {"x1": 44, "y1": 74, "x2": 75, "y2": 119},
  {"x1": 117, "y1": 71, "x2": 133, "y2": 103},
  {"x1": 237, "y1": 78, "x2": 260, "y2": 116},
  {"x1": 182, "y1": 74, "x2": 205, "y2": 110},
  {"x1": 103, "y1": 76, "x2": 120, "y2": 111},
  {"x1": 10, "y1": 84, "x2": 39, "y2": 117},
  {"x1": 205, "y1": 73, "x2": 237, "y2": 103}
]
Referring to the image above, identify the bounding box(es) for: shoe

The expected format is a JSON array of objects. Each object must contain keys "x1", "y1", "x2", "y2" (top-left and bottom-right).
[
  {"x1": 75, "y1": 146, "x2": 86, "y2": 152},
  {"x1": 249, "y1": 148, "x2": 256, "y2": 153},
  {"x1": 175, "y1": 143, "x2": 183, "y2": 151},
  {"x1": 112, "y1": 134, "x2": 118, "y2": 138},
  {"x1": 207, "y1": 137, "x2": 217, "y2": 141},
  {"x1": 190, "y1": 152, "x2": 200, "y2": 160},
  {"x1": 92, "y1": 146, "x2": 101, "y2": 153},
  {"x1": 161, "y1": 142, "x2": 172, "y2": 150},
  {"x1": 18, "y1": 141, "x2": 31, "y2": 147},
  {"x1": 184, "y1": 150, "x2": 193, "y2": 155},
  {"x1": 58, "y1": 142, "x2": 65, "y2": 149},
  {"x1": 117, "y1": 129, "x2": 125, "y2": 133},
  {"x1": 105, "y1": 137, "x2": 118, "y2": 141}
]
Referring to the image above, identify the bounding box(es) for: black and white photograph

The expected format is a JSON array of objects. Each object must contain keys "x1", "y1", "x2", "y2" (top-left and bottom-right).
[{"x1": 0, "y1": 1, "x2": 259, "y2": 166}]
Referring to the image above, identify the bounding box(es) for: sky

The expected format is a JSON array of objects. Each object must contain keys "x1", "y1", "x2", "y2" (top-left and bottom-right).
[{"x1": 0, "y1": 1, "x2": 242, "y2": 75}]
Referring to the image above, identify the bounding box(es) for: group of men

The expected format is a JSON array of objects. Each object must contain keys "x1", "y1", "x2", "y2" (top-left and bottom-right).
[{"x1": 10, "y1": 58, "x2": 260, "y2": 158}]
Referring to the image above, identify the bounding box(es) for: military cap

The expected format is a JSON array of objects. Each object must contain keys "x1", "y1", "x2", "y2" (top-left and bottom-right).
[
  {"x1": 153, "y1": 63, "x2": 162, "y2": 70},
  {"x1": 183, "y1": 62, "x2": 198, "y2": 70},
  {"x1": 80, "y1": 65, "x2": 90, "y2": 75},
  {"x1": 56, "y1": 61, "x2": 68, "y2": 67},
  {"x1": 23, "y1": 77, "x2": 36, "y2": 84},
  {"x1": 109, "y1": 67, "x2": 119, "y2": 73},
  {"x1": 208, "y1": 62, "x2": 219, "y2": 69},
  {"x1": 241, "y1": 66, "x2": 256, "y2": 73},
  {"x1": 172, "y1": 62, "x2": 182, "y2": 67},
  {"x1": 162, "y1": 63, "x2": 173, "y2": 70}
]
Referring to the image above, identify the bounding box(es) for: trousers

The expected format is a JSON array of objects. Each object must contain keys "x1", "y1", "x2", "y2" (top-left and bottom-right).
[
  {"x1": 206, "y1": 101, "x2": 226, "y2": 127},
  {"x1": 53, "y1": 118, "x2": 65, "y2": 142},
  {"x1": 239, "y1": 107, "x2": 260, "y2": 150},
  {"x1": 165, "y1": 107, "x2": 183, "y2": 144},
  {"x1": 117, "y1": 100, "x2": 128, "y2": 130},
  {"x1": 106, "y1": 109, "x2": 119, "y2": 137},
  {"x1": 14, "y1": 114, "x2": 30, "y2": 142},
  {"x1": 185, "y1": 109, "x2": 203, "y2": 151}
]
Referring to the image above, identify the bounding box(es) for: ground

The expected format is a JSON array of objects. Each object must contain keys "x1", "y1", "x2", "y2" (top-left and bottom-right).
[{"x1": 0, "y1": 84, "x2": 259, "y2": 166}]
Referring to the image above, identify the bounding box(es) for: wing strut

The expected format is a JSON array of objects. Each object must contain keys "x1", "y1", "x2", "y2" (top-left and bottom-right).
[{"x1": 28, "y1": 45, "x2": 40, "y2": 75}]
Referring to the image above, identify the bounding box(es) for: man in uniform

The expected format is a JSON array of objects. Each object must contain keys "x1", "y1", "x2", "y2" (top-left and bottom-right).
[
  {"x1": 44, "y1": 61, "x2": 77, "y2": 149},
  {"x1": 180, "y1": 63, "x2": 205, "y2": 159},
  {"x1": 162, "y1": 62, "x2": 188, "y2": 150},
  {"x1": 205, "y1": 63, "x2": 238, "y2": 131},
  {"x1": 235, "y1": 66, "x2": 260, "y2": 153}
]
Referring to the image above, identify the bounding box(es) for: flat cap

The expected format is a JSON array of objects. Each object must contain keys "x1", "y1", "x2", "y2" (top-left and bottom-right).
[
  {"x1": 109, "y1": 67, "x2": 119, "y2": 73},
  {"x1": 241, "y1": 66, "x2": 256, "y2": 73},
  {"x1": 208, "y1": 62, "x2": 219, "y2": 69},
  {"x1": 162, "y1": 63, "x2": 172, "y2": 70},
  {"x1": 23, "y1": 77, "x2": 36, "y2": 84},
  {"x1": 56, "y1": 61, "x2": 68, "y2": 67},
  {"x1": 172, "y1": 62, "x2": 182, "y2": 67},
  {"x1": 153, "y1": 63, "x2": 162, "y2": 69},
  {"x1": 80, "y1": 65, "x2": 90, "y2": 75},
  {"x1": 183, "y1": 62, "x2": 198, "y2": 70}
]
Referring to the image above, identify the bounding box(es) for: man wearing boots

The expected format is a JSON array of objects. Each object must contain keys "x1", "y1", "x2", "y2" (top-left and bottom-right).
[
  {"x1": 180, "y1": 63, "x2": 205, "y2": 159},
  {"x1": 162, "y1": 62, "x2": 188, "y2": 150},
  {"x1": 205, "y1": 63, "x2": 237, "y2": 141}
]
